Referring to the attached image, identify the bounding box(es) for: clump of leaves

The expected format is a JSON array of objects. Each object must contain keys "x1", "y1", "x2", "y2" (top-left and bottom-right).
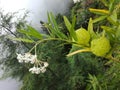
[{"x1": 67, "y1": 45, "x2": 105, "y2": 90}]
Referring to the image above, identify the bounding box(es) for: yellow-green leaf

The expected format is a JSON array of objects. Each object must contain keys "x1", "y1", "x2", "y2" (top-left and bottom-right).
[
  {"x1": 8, "y1": 37, "x2": 34, "y2": 43},
  {"x1": 92, "y1": 16, "x2": 107, "y2": 23},
  {"x1": 88, "y1": 18, "x2": 97, "y2": 39},
  {"x1": 89, "y1": 8, "x2": 109, "y2": 15}
]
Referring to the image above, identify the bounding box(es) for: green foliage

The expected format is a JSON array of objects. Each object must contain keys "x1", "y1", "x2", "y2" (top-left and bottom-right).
[
  {"x1": 1, "y1": 0, "x2": 120, "y2": 90},
  {"x1": 0, "y1": 9, "x2": 30, "y2": 79},
  {"x1": 18, "y1": 25, "x2": 43, "y2": 39},
  {"x1": 1, "y1": 42, "x2": 28, "y2": 79},
  {"x1": 67, "y1": 45, "x2": 105, "y2": 90},
  {"x1": 63, "y1": 16, "x2": 77, "y2": 41},
  {"x1": 20, "y1": 41, "x2": 71, "y2": 90},
  {"x1": 45, "y1": 12, "x2": 68, "y2": 39},
  {"x1": 87, "y1": 74, "x2": 102, "y2": 90},
  {"x1": 87, "y1": 61, "x2": 120, "y2": 90}
]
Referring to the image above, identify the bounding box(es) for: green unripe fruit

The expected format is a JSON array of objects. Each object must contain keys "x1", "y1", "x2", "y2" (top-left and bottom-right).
[
  {"x1": 91, "y1": 37, "x2": 111, "y2": 57},
  {"x1": 74, "y1": 28, "x2": 90, "y2": 45}
]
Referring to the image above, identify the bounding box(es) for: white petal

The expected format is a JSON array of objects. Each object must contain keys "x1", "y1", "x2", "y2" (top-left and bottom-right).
[
  {"x1": 18, "y1": 59, "x2": 24, "y2": 63},
  {"x1": 44, "y1": 62, "x2": 49, "y2": 67},
  {"x1": 41, "y1": 68, "x2": 46, "y2": 73},
  {"x1": 24, "y1": 60, "x2": 30, "y2": 63}
]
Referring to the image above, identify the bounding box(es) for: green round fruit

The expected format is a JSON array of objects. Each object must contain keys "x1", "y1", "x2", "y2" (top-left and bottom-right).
[
  {"x1": 91, "y1": 37, "x2": 111, "y2": 57},
  {"x1": 75, "y1": 28, "x2": 90, "y2": 45}
]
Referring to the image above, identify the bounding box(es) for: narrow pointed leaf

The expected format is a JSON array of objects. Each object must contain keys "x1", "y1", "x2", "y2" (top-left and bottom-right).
[
  {"x1": 101, "y1": 26, "x2": 115, "y2": 34},
  {"x1": 63, "y1": 16, "x2": 77, "y2": 40},
  {"x1": 63, "y1": 16, "x2": 72, "y2": 32},
  {"x1": 92, "y1": 16, "x2": 107, "y2": 23},
  {"x1": 8, "y1": 37, "x2": 34, "y2": 43},
  {"x1": 27, "y1": 25, "x2": 42, "y2": 39},
  {"x1": 89, "y1": 8, "x2": 109, "y2": 15},
  {"x1": 18, "y1": 25, "x2": 42, "y2": 39},
  {"x1": 47, "y1": 13, "x2": 67, "y2": 39},
  {"x1": 88, "y1": 18, "x2": 97, "y2": 39}
]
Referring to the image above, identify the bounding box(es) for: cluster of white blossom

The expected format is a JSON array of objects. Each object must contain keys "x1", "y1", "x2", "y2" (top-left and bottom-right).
[
  {"x1": 17, "y1": 53, "x2": 49, "y2": 74},
  {"x1": 73, "y1": 0, "x2": 81, "y2": 3},
  {"x1": 17, "y1": 53, "x2": 36, "y2": 63},
  {"x1": 29, "y1": 62, "x2": 49, "y2": 74}
]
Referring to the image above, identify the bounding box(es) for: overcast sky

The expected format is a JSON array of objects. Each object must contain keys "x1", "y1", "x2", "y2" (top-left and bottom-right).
[{"x1": 0, "y1": 0, "x2": 72, "y2": 30}]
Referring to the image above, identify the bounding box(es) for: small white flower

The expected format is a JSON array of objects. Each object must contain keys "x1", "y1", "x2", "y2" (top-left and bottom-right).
[
  {"x1": 29, "y1": 66, "x2": 39, "y2": 74},
  {"x1": 43, "y1": 62, "x2": 49, "y2": 67},
  {"x1": 24, "y1": 53, "x2": 32, "y2": 63},
  {"x1": 29, "y1": 67, "x2": 35, "y2": 73},
  {"x1": 18, "y1": 59, "x2": 24, "y2": 63},
  {"x1": 29, "y1": 66, "x2": 47, "y2": 74},
  {"x1": 29, "y1": 66, "x2": 41, "y2": 74},
  {"x1": 16, "y1": 53, "x2": 37, "y2": 64},
  {"x1": 35, "y1": 68, "x2": 41, "y2": 74},
  {"x1": 17, "y1": 53, "x2": 23, "y2": 60},
  {"x1": 17, "y1": 53, "x2": 49, "y2": 74},
  {"x1": 29, "y1": 55, "x2": 37, "y2": 64},
  {"x1": 16, "y1": 53, "x2": 24, "y2": 63},
  {"x1": 73, "y1": 0, "x2": 81, "y2": 3},
  {"x1": 24, "y1": 53, "x2": 37, "y2": 64},
  {"x1": 24, "y1": 59, "x2": 30, "y2": 63},
  {"x1": 25, "y1": 53, "x2": 31, "y2": 58},
  {"x1": 40, "y1": 67, "x2": 46, "y2": 73}
]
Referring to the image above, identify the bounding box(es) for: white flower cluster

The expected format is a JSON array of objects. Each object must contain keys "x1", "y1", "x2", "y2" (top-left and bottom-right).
[
  {"x1": 29, "y1": 62, "x2": 49, "y2": 74},
  {"x1": 17, "y1": 53, "x2": 36, "y2": 64},
  {"x1": 17, "y1": 53, "x2": 49, "y2": 74},
  {"x1": 73, "y1": 0, "x2": 81, "y2": 3}
]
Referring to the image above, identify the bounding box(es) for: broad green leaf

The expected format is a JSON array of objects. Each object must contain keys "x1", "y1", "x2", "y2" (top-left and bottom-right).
[{"x1": 89, "y1": 8, "x2": 109, "y2": 15}]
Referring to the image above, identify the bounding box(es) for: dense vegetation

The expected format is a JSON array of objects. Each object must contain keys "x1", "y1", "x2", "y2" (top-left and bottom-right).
[{"x1": 1, "y1": 0, "x2": 120, "y2": 90}]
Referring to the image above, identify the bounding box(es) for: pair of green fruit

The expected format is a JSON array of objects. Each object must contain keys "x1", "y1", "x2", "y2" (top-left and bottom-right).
[{"x1": 74, "y1": 28, "x2": 111, "y2": 57}]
